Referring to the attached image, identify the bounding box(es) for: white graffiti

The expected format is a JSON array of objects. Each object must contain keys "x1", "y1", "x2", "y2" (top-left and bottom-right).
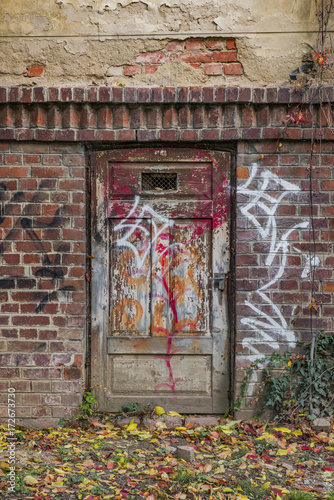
[
  {"x1": 239, "y1": 163, "x2": 309, "y2": 361},
  {"x1": 294, "y1": 247, "x2": 321, "y2": 278},
  {"x1": 113, "y1": 195, "x2": 183, "y2": 274}
]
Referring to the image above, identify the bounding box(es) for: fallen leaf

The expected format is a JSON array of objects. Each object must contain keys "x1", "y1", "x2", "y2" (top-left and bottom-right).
[
  {"x1": 154, "y1": 406, "x2": 165, "y2": 415},
  {"x1": 126, "y1": 420, "x2": 138, "y2": 432},
  {"x1": 167, "y1": 411, "x2": 182, "y2": 417},
  {"x1": 276, "y1": 449, "x2": 288, "y2": 456},
  {"x1": 24, "y1": 475, "x2": 39, "y2": 485},
  {"x1": 274, "y1": 427, "x2": 291, "y2": 433}
]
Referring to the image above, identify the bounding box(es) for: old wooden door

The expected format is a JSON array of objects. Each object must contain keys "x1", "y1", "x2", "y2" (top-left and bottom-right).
[{"x1": 91, "y1": 148, "x2": 231, "y2": 413}]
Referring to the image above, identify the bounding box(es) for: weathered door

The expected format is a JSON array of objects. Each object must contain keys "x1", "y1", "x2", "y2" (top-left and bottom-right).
[{"x1": 91, "y1": 148, "x2": 231, "y2": 413}]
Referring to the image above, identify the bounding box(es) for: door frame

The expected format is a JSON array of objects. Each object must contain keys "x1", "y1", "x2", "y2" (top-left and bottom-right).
[{"x1": 86, "y1": 143, "x2": 237, "y2": 413}]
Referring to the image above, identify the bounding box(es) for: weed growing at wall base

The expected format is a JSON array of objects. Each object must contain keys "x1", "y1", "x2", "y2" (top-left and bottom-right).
[{"x1": 235, "y1": 333, "x2": 334, "y2": 423}]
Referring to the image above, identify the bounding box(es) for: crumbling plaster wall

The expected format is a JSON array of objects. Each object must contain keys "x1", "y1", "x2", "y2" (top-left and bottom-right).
[{"x1": 0, "y1": 0, "x2": 324, "y2": 86}]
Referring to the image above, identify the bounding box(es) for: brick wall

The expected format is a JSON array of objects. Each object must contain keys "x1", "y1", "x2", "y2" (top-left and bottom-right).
[
  {"x1": 122, "y1": 38, "x2": 242, "y2": 78},
  {"x1": 0, "y1": 86, "x2": 333, "y2": 425},
  {"x1": 0, "y1": 141, "x2": 86, "y2": 427}
]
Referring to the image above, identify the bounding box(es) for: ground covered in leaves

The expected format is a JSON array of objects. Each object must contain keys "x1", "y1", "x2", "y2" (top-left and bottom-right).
[{"x1": 1, "y1": 415, "x2": 334, "y2": 500}]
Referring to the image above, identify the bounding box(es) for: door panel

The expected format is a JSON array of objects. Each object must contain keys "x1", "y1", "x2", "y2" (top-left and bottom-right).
[{"x1": 91, "y1": 148, "x2": 231, "y2": 413}]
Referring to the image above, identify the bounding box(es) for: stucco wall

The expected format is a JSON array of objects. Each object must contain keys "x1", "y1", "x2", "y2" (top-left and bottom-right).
[{"x1": 0, "y1": 0, "x2": 324, "y2": 86}]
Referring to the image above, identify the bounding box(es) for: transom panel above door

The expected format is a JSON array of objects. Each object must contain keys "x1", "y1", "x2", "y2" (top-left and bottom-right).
[{"x1": 90, "y1": 148, "x2": 231, "y2": 413}]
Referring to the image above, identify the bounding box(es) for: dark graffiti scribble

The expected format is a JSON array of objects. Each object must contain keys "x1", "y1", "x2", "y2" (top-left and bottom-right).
[
  {"x1": 0, "y1": 182, "x2": 78, "y2": 314},
  {"x1": 35, "y1": 286, "x2": 76, "y2": 314}
]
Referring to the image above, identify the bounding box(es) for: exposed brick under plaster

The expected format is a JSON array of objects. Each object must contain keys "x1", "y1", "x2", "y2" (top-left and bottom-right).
[{"x1": 0, "y1": 86, "x2": 333, "y2": 425}]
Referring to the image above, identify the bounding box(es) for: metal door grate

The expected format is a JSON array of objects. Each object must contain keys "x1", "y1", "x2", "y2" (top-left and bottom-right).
[{"x1": 141, "y1": 172, "x2": 177, "y2": 191}]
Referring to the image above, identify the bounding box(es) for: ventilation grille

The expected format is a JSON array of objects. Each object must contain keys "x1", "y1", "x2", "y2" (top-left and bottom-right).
[{"x1": 141, "y1": 172, "x2": 177, "y2": 192}]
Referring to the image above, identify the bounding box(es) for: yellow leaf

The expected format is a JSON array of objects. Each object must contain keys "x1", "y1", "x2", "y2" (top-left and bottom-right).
[
  {"x1": 203, "y1": 463, "x2": 212, "y2": 473},
  {"x1": 156, "y1": 421, "x2": 167, "y2": 431},
  {"x1": 175, "y1": 427, "x2": 187, "y2": 432},
  {"x1": 154, "y1": 406, "x2": 165, "y2": 415},
  {"x1": 150, "y1": 438, "x2": 157, "y2": 443},
  {"x1": 287, "y1": 361, "x2": 292, "y2": 367},
  {"x1": 325, "y1": 446, "x2": 334, "y2": 450},
  {"x1": 24, "y1": 475, "x2": 39, "y2": 485},
  {"x1": 263, "y1": 482, "x2": 270, "y2": 489},
  {"x1": 126, "y1": 420, "x2": 137, "y2": 432},
  {"x1": 167, "y1": 411, "x2": 182, "y2": 417},
  {"x1": 237, "y1": 495, "x2": 250, "y2": 500},
  {"x1": 223, "y1": 487, "x2": 234, "y2": 493},
  {"x1": 276, "y1": 449, "x2": 288, "y2": 456},
  {"x1": 274, "y1": 427, "x2": 291, "y2": 433},
  {"x1": 214, "y1": 465, "x2": 225, "y2": 473},
  {"x1": 106, "y1": 421, "x2": 114, "y2": 431},
  {"x1": 292, "y1": 430, "x2": 302, "y2": 436},
  {"x1": 310, "y1": 442, "x2": 314, "y2": 448}
]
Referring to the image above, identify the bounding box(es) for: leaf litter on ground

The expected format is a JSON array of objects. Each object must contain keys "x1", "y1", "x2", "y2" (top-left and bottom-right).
[{"x1": 1, "y1": 414, "x2": 334, "y2": 500}]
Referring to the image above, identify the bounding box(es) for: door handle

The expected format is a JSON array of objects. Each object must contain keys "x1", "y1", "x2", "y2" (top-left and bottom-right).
[{"x1": 210, "y1": 273, "x2": 228, "y2": 291}]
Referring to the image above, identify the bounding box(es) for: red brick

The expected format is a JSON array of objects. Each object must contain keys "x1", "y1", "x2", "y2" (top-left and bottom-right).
[
  {"x1": 206, "y1": 40, "x2": 225, "y2": 50},
  {"x1": 27, "y1": 65, "x2": 45, "y2": 77},
  {"x1": 60, "y1": 87, "x2": 72, "y2": 102},
  {"x1": 81, "y1": 106, "x2": 97, "y2": 128},
  {"x1": 23, "y1": 368, "x2": 61, "y2": 379},
  {"x1": 163, "y1": 106, "x2": 177, "y2": 128},
  {"x1": 64, "y1": 367, "x2": 82, "y2": 380},
  {"x1": 201, "y1": 129, "x2": 219, "y2": 140},
  {"x1": 144, "y1": 64, "x2": 159, "y2": 74},
  {"x1": 124, "y1": 88, "x2": 137, "y2": 103},
  {"x1": 35, "y1": 129, "x2": 55, "y2": 141},
  {"x1": 180, "y1": 130, "x2": 198, "y2": 140},
  {"x1": 96, "y1": 130, "x2": 115, "y2": 141},
  {"x1": 98, "y1": 107, "x2": 113, "y2": 128},
  {"x1": 179, "y1": 52, "x2": 212, "y2": 63},
  {"x1": 12, "y1": 316, "x2": 50, "y2": 327},
  {"x1": 0, "y1": 368, "x2": 20, "y2": 378},
  {"x1": 213, "y1": 51, "x2": 237, "y2": 62},
  {"x1": 136, "y1": 52, "x2": 172, "y2": 64},
  {"x1": 86, "y1": 87, "x2": 98, "y2": 102},
  {"x1": 224, "y1": 63, "x2": 242, "y2": 75},
  {"x1": 124, "y1": 65, "x2": 141, "y2": 76},
  {"x1": 0, "y1": 105, "x2": 14, "y2": 126},
  {"x1": 99, "y1": 87, "x2": 111, "y2": 102},
  {"x1": 114, "y1": 106, "x2": 130, "y2": 128},
  {"x1": 167, "y1": 41, "x2": 185, "y2": 51},
  {"x1": 63, "y1": 105, "x2": 79, "y2": 128},
  {"x1": 159, "y1": 130, "x2": 177, "y2": 141},
  {"x1": 185, "y1": 40, "x2": 205, "y2": 50},
  {"x1": 226, "y1": 39, "x2": 237, "y2": 50},
  {"x1": 204, "y1": 63, "x2": 222, "y2": 75},
  {"x1": 0, "y1": 129, "x2": 14, "y2": 140},
  {"x1": 31, "y1": 106, "x2": 47, "y2": 127}
]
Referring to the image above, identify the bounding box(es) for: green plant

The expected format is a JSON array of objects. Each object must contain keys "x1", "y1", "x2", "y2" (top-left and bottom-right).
[
  {"x1": 235, "y1": 333, "x2": 334, "y2": 423},
  {"x1": 287, "y1": 491, "x2": 314, "y2": 500},
  {"x1": 118, "y1": 402, "x2": 140, "y2": 415},
  {"x1": 76, "y1": 391, "x2": 98, "y2": 420},
  {"x1": 237, "y1": 479, "x2": 267, "y2": 499},
  {"x1": 254, "y1": 440, "x2": 272, "y2": 455},
  {"x1": 229, "y1": 446, "x2": 249, "y2": 461},
  {"x1": 174, "y1": 467, "x2": 196, "y2": 484}
]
